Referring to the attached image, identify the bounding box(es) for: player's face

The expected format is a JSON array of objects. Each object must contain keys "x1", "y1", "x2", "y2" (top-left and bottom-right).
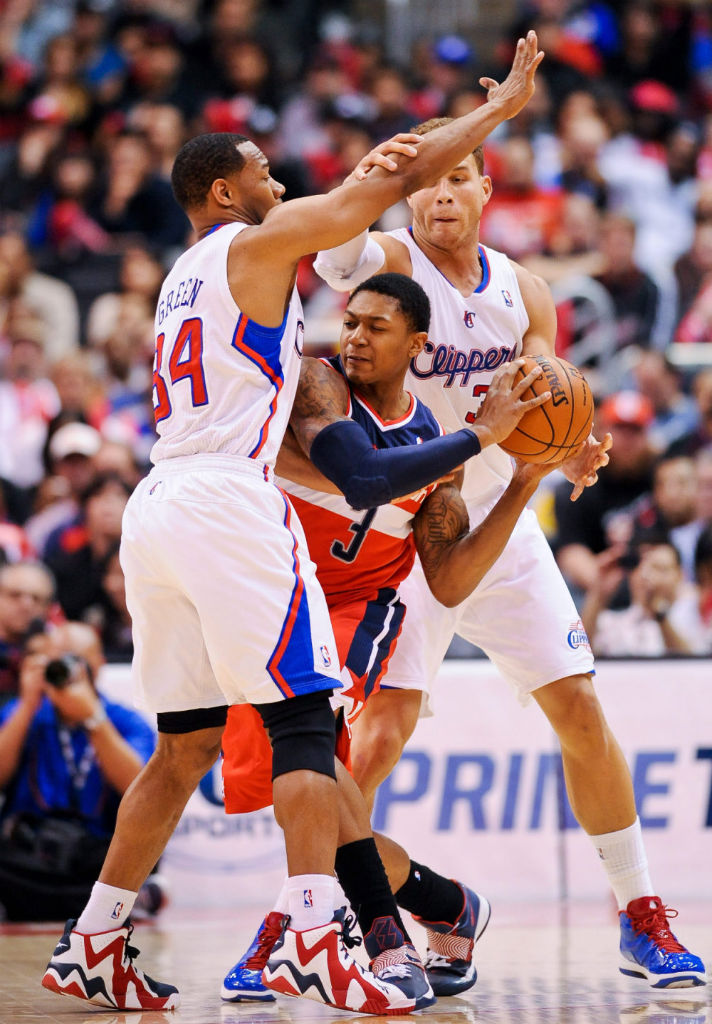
[
  {"x1": 235, "y1": 142, "x2": 285, "y2": 223},
  {"x1": 340, "y1": 291, "x2": 425, "y2": 388},
  {"x1": 407, "y1": 154, "x2": 492, "y2": 248}
]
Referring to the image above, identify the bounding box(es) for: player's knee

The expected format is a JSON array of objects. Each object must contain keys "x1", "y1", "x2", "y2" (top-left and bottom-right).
[
  {"x1": 256, "y1": 690, "x2": 337, "y2": 782},
  {"x1": 154, "y1": 725, "x2": 224, "y2": 783},
  {"x1": 545, "y1": 676, "x2": 611, "y2": 757}
]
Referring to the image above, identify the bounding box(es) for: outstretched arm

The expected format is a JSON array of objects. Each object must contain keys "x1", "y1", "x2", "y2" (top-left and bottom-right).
[
  {"x1": 285, "y1": 358, "x2": 551, "y2": 509},
  {"x1": 248, "y1": 34, "x2": 544, "y2": 266},
  {"x1": 413, "y1": 461, "x2": 553, "y2": 606}
]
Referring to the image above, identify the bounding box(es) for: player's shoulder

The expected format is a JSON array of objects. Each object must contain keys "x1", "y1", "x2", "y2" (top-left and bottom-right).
[{"x1": 508, "y1": 258, "x2": 554, "y2": 311}]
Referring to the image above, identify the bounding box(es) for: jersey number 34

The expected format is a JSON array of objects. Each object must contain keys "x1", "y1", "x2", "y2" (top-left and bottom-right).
[{"x1": 153, "y1": 318, "x2": 208, "y2": 423}]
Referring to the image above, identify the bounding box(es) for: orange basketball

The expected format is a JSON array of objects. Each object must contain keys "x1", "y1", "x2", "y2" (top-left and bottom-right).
[{"x1": 499, "y1": 354, "x2": 594, "y2": 464}]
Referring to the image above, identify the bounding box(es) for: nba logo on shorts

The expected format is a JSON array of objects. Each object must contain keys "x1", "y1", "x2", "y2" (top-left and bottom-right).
[
  {"x1": 303, "y1": 889, "x2": 313, "y2": 908},
  {"x1": 320, "y1": 644, "x2": 331, "y2": 667},
  {"x1": 502, "y1": 289, "x2": 514, "y2": 307},
  {"x1": 463, "y1": 310, "x2": 476, "y2": 328},
  {"x1": 111, "y1": 900, "x2": 124, "y2": 920}
]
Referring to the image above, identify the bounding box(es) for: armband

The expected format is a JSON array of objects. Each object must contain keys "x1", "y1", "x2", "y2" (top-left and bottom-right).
[{"x1": 314, "y1": 231, "x2": 386, "y2": 292}]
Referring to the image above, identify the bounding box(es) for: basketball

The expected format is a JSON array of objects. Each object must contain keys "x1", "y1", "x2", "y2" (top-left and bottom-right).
[{"x1": 499, "y1": 355, "x2": 594, "y2": 464}]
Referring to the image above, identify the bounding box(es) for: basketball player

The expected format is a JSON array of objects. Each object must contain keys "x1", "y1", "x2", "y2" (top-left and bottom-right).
[
  {"x1": 221, "y1": 272, "x2": 557, "y2": 1002},
  {"x1": 41, "y1": 36, "x2": 551, "y2": 1014},
  {"x1": 312, "y1": 123, "x2": 706, "y2": 989}
]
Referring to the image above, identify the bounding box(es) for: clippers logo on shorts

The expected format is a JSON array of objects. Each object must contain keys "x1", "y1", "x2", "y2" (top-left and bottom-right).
[
  {"x1": 303, "y1": 889, "x2": 313, "y2": 908},
  {"x1": 111, "y1": 900, "x2": 124, "y2": 920},
  {"x1": 320, "y1": 644, "x2": 332, "y2": 667},
  {"x1": 567, "y1": 619, "x2": 591, "y2": 651},
  {"x1": 463, "y1": 310, "x2": 476, "y2": 328},
  {"x1": 502, "y1": 289, "x2": 514, "y2": 307}
]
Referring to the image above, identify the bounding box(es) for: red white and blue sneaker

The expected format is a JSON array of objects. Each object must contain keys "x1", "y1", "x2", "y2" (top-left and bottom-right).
[
  {"x1": 364, "y1": 915, "x2": 436, "y2": 1010},
  {"x1": 619, "y1": 897, "x2": 706, "y2": 989},
  {"x1": 415, "y1": 884, "x2": 491, "y2": 996},
  {"x1": 221, "y1": 912, "x2": 285, "y2": 1001},
  {"x1": 41, "y1": 918, "x2": 180, "y2": 1010},
  {"x1": 262, "y1": 908, "x2": 417, "y2": 1015}
]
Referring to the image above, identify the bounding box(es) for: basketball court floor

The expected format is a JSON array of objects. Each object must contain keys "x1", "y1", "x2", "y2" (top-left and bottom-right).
[{"x1": 3, "y1": 900, "x2": 709, "y2": 1024}]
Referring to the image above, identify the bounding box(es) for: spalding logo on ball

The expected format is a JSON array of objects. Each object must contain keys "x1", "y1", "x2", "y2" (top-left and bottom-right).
[{"x1": 499, "y1": 354, "x2": 594, "y2": 464}]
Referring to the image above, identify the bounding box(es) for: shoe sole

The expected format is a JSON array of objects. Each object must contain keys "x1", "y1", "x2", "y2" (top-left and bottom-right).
[
  {"x1": 42, "y1": 969, "x2": 181, "y2": 1010},
  {"x1": 220, "y1": 985, "x2": 276, "y2": 1002},
  {"x1": 264, "y1": 972, "x2": 416, "y2": 1015},
  {"x1": 619, "y1": 964, "x2": 707, "y2": 989}
]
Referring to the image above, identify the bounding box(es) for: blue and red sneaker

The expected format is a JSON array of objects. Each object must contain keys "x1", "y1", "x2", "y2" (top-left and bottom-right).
[
  {"x1": 619, "y1": 897, "x2": 706, "y2": 989},
  {"x1": 415, "y1": 884, "x2": 491, "y2": 996},
  {"x1": 221, "y1": 912, "x2": 287, "y2": 1001},
  {"x1": 363, "y1": 916, "x2": 436, "y2": 1010}
]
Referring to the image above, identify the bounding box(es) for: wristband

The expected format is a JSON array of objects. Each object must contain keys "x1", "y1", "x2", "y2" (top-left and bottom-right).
[{"x1": 82, "y1": 705, "x2": 108, "y2": 732}]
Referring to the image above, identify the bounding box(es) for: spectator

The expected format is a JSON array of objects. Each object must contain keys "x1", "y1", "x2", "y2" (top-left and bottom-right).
[
  {"x1": 88, "y1": 130, "x2": 188, "y2": 250},
  {"x1": 670, "y1": 448, "x2": 712, "y2": 582},
  {"x1": 0, "y1": 560, "x2": 55, "y2": 705},
  {"x1": 85, "y1": 543, "x2": 133, "y2": 663},
  {"x1": 44, "y1": 472, "x2": 131, "y2": 621},
  {"x1": 629, "y1": 452, "x2": 698, "y2": 549},
  {"x1": 0, "y1": 231, "x2": 79, "y2": 360},
  {"x1": 0, "y1": 309, "x2": 60, "y2": 512},
  {"x1": 668, "y1": 368, "x2": 712, "y2": 457},
  {"x1": 593, "y1": 213, "x2": 663, "y2": 351},
  {"x1": 673, "y1": 218, "x2": 712, "y2": 324},
  {"x1": 632, "y1": 351, "x2": 700, "y2": 451},
  {"x1": 24, "y1": 422, "x2": 102, "y2": 557},
  {"x1": 0, "y1": 621, "x2": 158, "y2": 921},
  {"x1": 583, "y1": 541, "x2": 700, "y2": 656},
  {"x1": 555, "y1": 390, "x2": 657, "y2": 595},
  {"x1": 480, "y1": 136, "x2": 565, "y2": 260}
]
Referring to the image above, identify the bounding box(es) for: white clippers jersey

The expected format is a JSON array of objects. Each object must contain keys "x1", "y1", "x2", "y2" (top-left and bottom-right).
[
  {"x1": 391, "y1": 228, "x2": 529, "y2": 512},
  {"x1": 150, "y1": 222, "x2": 304, "y2": 467}
]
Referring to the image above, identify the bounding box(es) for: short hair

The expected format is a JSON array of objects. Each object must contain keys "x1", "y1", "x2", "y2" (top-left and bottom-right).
[
  {"x1": 411, "y1": 117, "x2": 485, "y2": 175},
  {"x1": 171, "y1": 133, "x2": 250, "y2": 212},
  {"x1": 0, "y1": 559, "x2": 56, "y2": 601},
  {"x1": 349, "y1": 273, "x2": 431, "y2": 333}
]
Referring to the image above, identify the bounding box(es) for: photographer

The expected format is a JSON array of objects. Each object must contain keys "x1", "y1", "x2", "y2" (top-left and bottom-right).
[
  {"x1": 0, "y1": 561, "x2": 55, "y2": 707},
  {"x1": 0, "y1": 622, "x2": 155, "y2": 921}
]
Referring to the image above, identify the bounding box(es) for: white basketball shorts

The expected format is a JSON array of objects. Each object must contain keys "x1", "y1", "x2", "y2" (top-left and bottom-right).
[
  {"x1": 120, "y1": 454, "x2": 341, "y2": 714},
  {"x1": 384, "y1": 506, "x2": 594, "y2": 713}
]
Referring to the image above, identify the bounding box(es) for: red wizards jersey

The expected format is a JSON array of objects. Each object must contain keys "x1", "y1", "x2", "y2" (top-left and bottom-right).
[{"x1": 280, "y1": 357, "x2": 444, "y2": 606}]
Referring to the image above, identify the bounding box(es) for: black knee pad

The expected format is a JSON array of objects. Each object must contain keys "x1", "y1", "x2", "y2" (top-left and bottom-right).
[{"x1": 255, "y1": 690, "x2": 336, "y2": 782}]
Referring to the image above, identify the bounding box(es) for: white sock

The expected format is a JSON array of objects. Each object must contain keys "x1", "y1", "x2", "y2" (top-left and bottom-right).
[
  {"x1": 589, "y1": 817, "x2": 654, "y2": 910},
  {"x1": 76, "y1": 882, "x2": 138, "y2": 933},
  {"x1": 287, "y1": 874, "x2": 335, "y2": 931},
  {"x1": 273, "y1": 877, "x2": 289, "y2": 916}
]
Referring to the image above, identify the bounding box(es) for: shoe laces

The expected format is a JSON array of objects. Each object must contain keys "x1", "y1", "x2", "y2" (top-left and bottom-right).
[
  {"x1": 377, "y1": 964, "x2": 410, "y2": 980},
  {"x1": 424, "y1": 951, "x2": 451, "y2": 970},
  {"x1": 626, "y1": 903, "x2": 687, "y2": 953},
  {"x1": 244, "y1": 915, "x2": 286, "y2": 970},
  {"x1": 340, "y1": 911, "x2": 363, "y2": 952},
  {"x1": 123, "y1": 923, "x2": 141, "y2": 967}
]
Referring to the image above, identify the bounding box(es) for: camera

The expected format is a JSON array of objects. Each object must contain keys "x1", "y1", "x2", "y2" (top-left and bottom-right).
[{"x1": 44, "y1": 654, "x2": 83, "y2": 689}]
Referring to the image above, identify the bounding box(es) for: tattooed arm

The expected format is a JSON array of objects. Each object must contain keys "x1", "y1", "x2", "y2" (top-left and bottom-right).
[{"x1": 413, "y1": 462, "x2": 555, "y2": 606}]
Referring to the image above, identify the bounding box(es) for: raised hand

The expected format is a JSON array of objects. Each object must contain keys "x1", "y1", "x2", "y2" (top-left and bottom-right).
[
  {"x1": 473, "y1": 359, "x2": 551, "y2": 447},
  {"x1": 345, "y1": 133, "x2": 423, "y2": 183},
  {"x1": 479, "y1": 30, "x2": 544, "y2": 121}
]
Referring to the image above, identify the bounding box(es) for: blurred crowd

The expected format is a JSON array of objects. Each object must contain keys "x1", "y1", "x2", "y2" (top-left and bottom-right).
[{"x1": 1, "y1": 0, "x2": 712, "y2": 681}]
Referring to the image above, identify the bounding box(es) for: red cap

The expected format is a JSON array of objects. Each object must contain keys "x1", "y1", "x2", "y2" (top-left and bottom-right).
[
  {"x1": 630, "y1": 80, "x2": 678, "y2": 115},
  {"x1": 600, "y1": 390, "x2": 654, "y2": 428}
]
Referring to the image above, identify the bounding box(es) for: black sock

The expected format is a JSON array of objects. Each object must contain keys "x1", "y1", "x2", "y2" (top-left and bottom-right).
[
  {"x1": 395, "y1": 861, "x2": 464, "y2": 925},
  {"x1": 335, "y1": 838, "x2": 411, "y2": 955}
]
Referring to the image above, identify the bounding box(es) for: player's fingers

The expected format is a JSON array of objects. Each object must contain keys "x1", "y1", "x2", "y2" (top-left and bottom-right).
[
  {"x1": 479, "y1": 76, "x2": 499, "y2": 92},
  {"x1": 520, "y1": 390, "x2": 551, "y2": 410},
  {"x1": 376, "y1": 142, "x2": 419, "y2": 158},
  {"x1": 366, "y1": 154, "x2": 399, "y2": 172},
  {"x1": 513, "y1": 364, "x2": 544, "y2": 396},
  {"x1": 490, "y1": 357, "x2": 524, "y2": 387}
]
